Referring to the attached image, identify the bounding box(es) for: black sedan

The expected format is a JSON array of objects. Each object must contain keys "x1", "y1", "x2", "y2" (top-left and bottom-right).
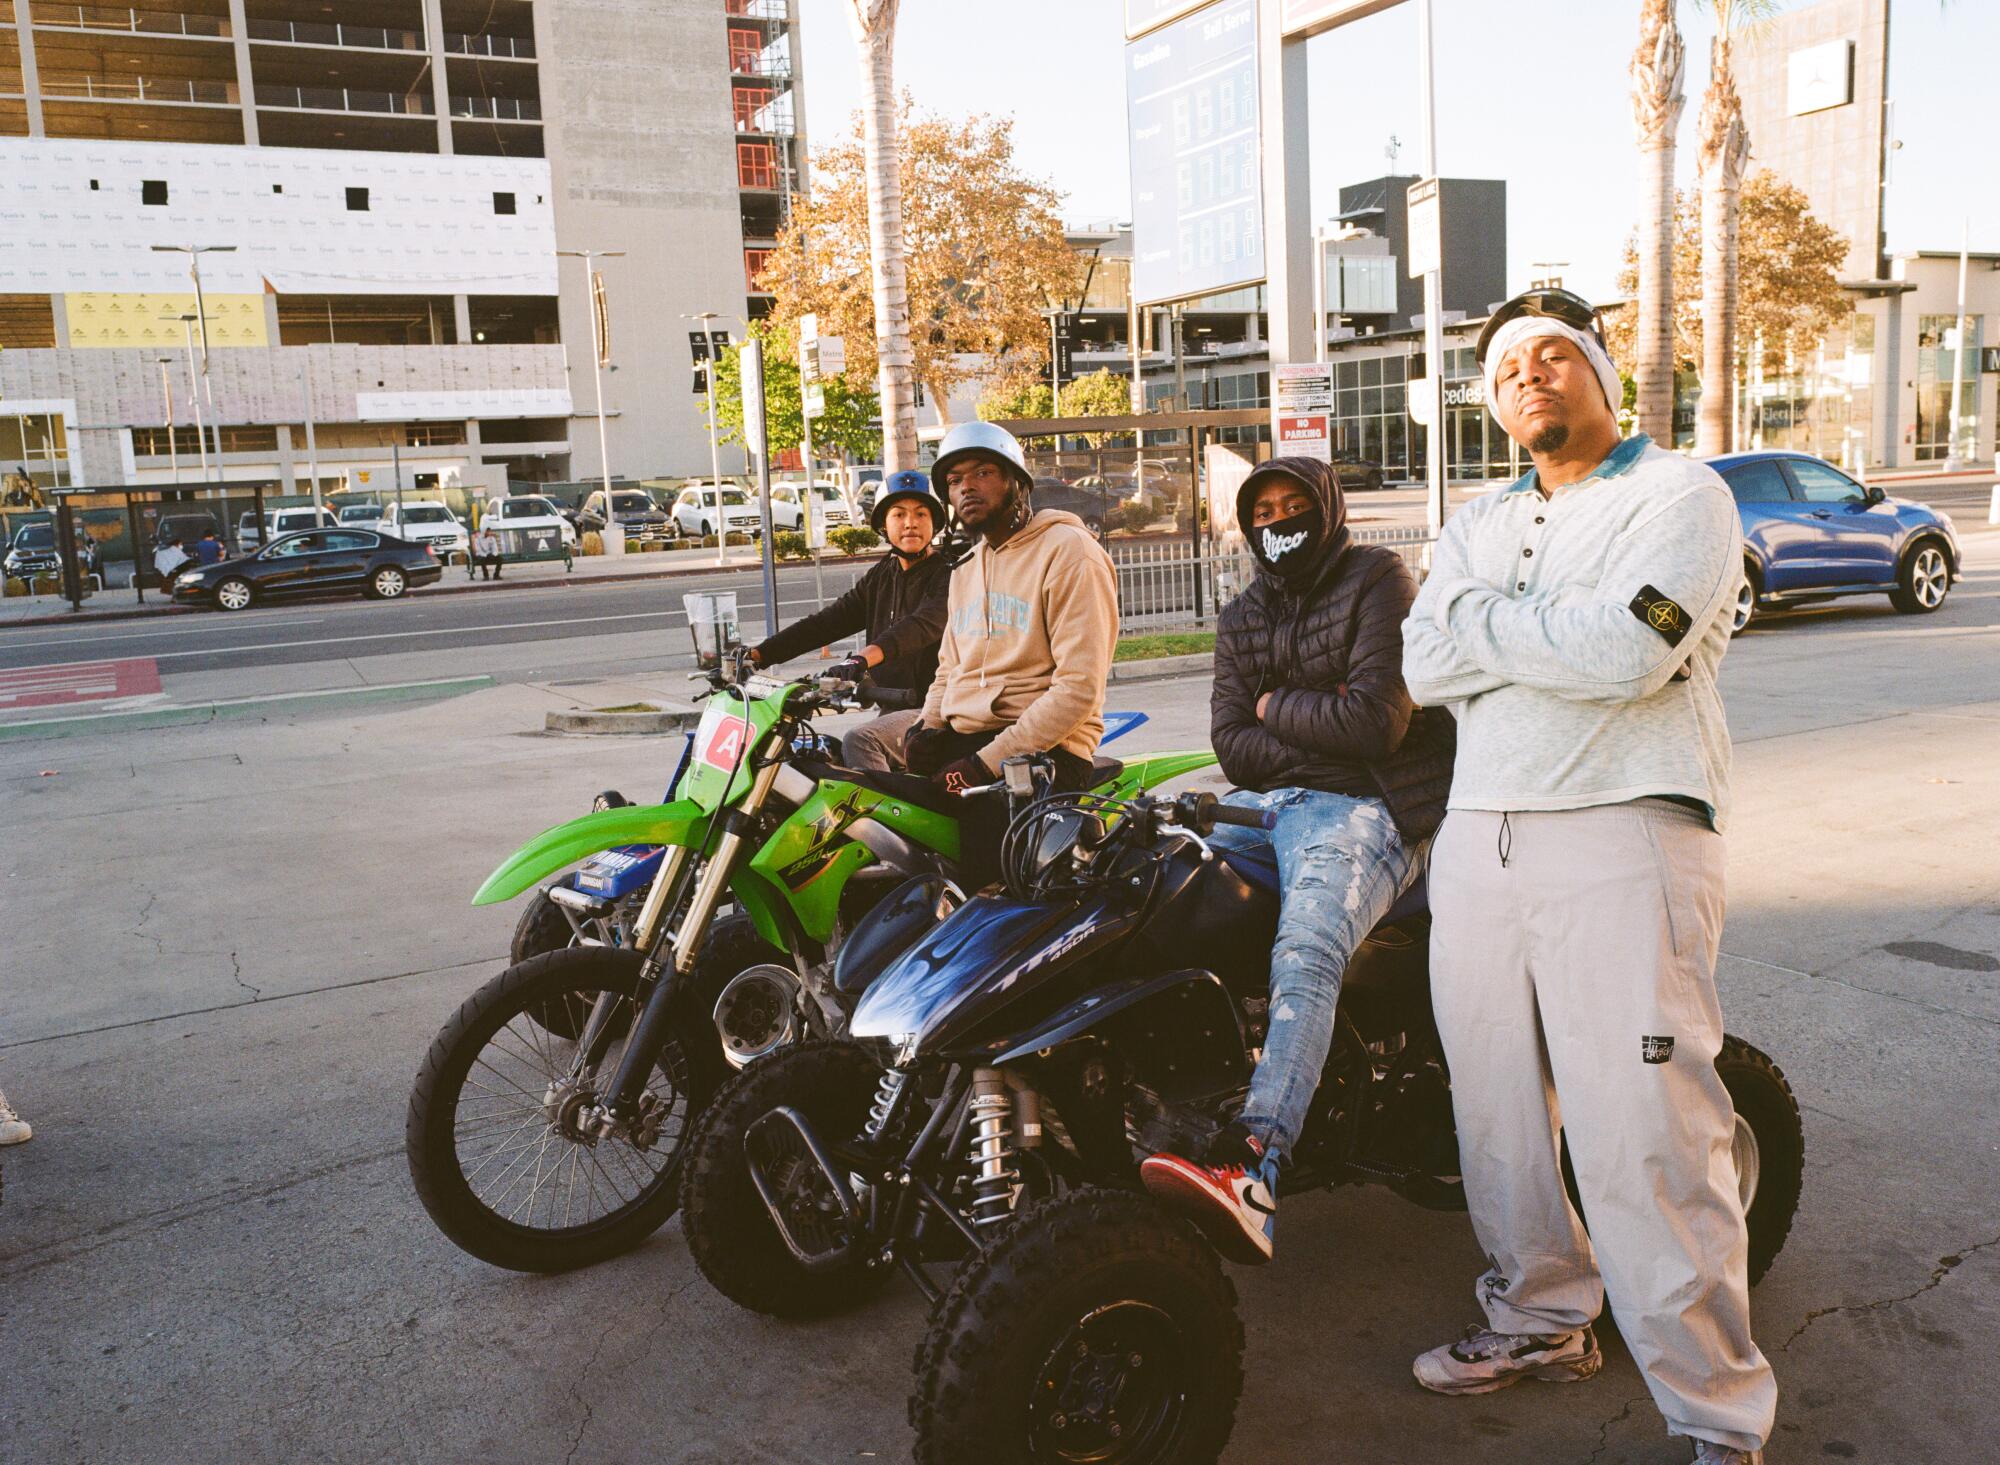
[
  {"x1": 171, "y1": 529, "x2": 442, "y2": 611},
  {"x1": 578, "y1": 489, "x2": 677, "y2": 545}
]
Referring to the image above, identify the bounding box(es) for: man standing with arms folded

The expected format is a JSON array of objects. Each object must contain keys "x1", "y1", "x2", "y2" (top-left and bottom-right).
[
  {"x1": 1401, "y1": 289, "x2": 1773, "y2": 1464},
  {"x1": 905, "y1": 421, "x2": 1117, "y2": 888}
]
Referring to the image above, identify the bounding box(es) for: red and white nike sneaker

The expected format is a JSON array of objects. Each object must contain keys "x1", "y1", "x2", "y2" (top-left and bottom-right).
[{"x1": 1139, "y1": 1126, "x2": 1277, "y2": 1265}]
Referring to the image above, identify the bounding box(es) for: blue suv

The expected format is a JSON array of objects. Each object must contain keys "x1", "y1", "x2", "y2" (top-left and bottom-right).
[{"x1": 1708, "y1": 451, "x2": 1960, "y2": 632}]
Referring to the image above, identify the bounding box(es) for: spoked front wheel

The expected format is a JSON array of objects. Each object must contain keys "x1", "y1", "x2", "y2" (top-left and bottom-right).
[{"x1": 406, "y1": 947, "x2": 717, "y2": 1272}]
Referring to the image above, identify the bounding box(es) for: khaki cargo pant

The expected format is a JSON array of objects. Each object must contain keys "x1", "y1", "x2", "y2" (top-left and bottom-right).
[
  {"x1": 840, "y1": 707, "x2": 923, "y2": 772},
  {"x1": 1429, "y1": 802, "x2": 1777, "y2": 1453}
]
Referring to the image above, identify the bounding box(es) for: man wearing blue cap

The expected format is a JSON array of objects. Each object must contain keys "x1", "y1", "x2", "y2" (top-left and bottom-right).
[{"x1": 749, "y1": 471, "x2": 949, "y2": 770}]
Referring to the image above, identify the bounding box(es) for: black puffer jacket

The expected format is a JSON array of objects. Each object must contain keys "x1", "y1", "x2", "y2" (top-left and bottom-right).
[{"x1": 1211, "y1": 456, "x2": 1455, "y2": 843}]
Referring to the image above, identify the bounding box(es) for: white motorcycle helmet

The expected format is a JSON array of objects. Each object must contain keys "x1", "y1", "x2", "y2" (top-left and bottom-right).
[{"x1": 929, "y1": 421, "x2": 1033, "y2": 496}]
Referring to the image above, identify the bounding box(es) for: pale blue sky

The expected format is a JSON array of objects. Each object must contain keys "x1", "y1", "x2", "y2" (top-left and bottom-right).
[{"x1": 797, "y1": 0, "x2": 1995, "y2": 304}]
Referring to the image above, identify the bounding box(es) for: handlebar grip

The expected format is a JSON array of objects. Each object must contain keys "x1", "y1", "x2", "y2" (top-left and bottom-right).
[{"x1": 1205, "y1": 800, "x2": 1276, "y2": 830}]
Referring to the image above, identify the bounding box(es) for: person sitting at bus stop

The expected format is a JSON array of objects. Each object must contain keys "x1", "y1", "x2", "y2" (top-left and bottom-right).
[
  {"x1": 747, "y1": 472, "x2": 949, "y2": 771},
  {"x1": 195, "y1": 529, "x2": 226, "y2": 567},
  {"x1": 153, "y1": 535, "x2": 190, "y2": 587},
  {"x1": 472, "y1": 524, "x2": 505, "y2": 581}
]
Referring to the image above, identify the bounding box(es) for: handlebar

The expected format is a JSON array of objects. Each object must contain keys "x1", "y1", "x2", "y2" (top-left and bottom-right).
[{"x1": 1204, "y1": 798, "x2": 1277, "y2": 831}]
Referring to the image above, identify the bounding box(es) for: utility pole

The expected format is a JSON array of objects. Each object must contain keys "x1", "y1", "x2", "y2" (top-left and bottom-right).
[
  {"x1": 1312, "y1": 227, "x2": 1331, "y2": 364},
  {"x1": 1415, "y1": 0, "x2": 1446, "y2": 539},
  {"x1": 156, "y1": 357, "x2": 180, "y2": 486},
  {"x1": 1946, "y1": 218, "x2": 1971, "y2": 471},
  {"x1": 558, "y1": 248, "x2": 626, "y2": 505},
  {"x1": 740, "y1": 336, "x2": 781, "y2": 638},
  {"x1": 301, "y1": 355, "x2": 323, "y2": 514},
  {"x1": 1171, "y1": 304, "x2": 1188, "y2": 412},
  {"x1": 169, "y1": 315, "x2": 211, "y2": 481},
  {"x1": 683, "y1": 311, "x2": 729, "y2": 569}
]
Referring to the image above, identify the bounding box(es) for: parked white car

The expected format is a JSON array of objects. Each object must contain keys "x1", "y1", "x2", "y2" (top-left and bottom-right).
[
  {"x1": 239, "y1": 506, "x2": 337, "y2": 551},
  {"x1": 378, "y1": 500, "x2": 469, "y2": 558},
  {"x1": 671, "y1": 482, "x2": 763, "y2": 539},
  {"x1": 772, "y1": 481, "x2": 854, "y2": 532},
  {"x1": 336, "y1": 502, "x2": 387, "y2": 534}
]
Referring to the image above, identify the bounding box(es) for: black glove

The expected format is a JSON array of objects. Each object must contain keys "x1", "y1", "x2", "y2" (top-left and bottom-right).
[
  {"x1": 824, "y1": 654, "x2": 868, "y2": 683},
  {"x1": 904, "y1": 723, "x2": 946, "y2": 776},
  {"x1": 933, "y1": 756, "x2": 989, "y2": 795}
]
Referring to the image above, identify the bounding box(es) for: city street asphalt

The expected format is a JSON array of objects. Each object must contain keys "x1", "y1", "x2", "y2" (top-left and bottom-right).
[{"x1": 1, "y1": 533, "x2": 1996, "y2": 1463}]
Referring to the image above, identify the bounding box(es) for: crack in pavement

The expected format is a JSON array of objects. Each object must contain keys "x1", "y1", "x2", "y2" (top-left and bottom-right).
[
  {"x1": 0, "y1": 951, "x2": 504, "y2": 1051},
  {"x1": 562, "y1": 1315, "x2": 620, "y2": 1465},
  {"x1": 0, "y1": 1142, "x2": 407, "y2": 1276},
  {"x1": 1775, "y1": 1232, "x2": 2000, "y2": 1354},
  {"x1": 561, "y1": 1274, "x2": 700, "y2": 1464},
  {"x1": 229, "y1": 950, "x2": 261, "y2": 1001},
  {"x1": 1582, "y1": 1394, "x2": 1649, "y2": 1464},
  {"x1": 131, "y1": 886, "x2": 164, "y2": 953}
]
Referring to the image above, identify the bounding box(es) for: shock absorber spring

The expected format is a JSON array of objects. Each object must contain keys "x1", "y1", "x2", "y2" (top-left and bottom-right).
[
  {"x1": 967, "y1": 1068, "x2": 1018, "y2": 1228},
  {"x1": 864, "y1": 1067, "x2": 908, "y2": 1140}
]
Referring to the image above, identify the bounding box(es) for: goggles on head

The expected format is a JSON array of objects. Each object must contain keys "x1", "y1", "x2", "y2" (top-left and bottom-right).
[{"x1": 1474, "y1": 288, "x2": 1609, "y2": 368}]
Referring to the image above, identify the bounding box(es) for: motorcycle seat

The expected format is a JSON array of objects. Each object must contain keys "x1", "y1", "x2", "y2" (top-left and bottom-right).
[{"x1": 1089, "y1": 757, "x2": 1124, "y2": 786}]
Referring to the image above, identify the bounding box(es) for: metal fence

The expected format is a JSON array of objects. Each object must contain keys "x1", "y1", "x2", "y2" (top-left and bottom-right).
[{"x1": 1111, "y1": 526, "x2": 1435, "y2": 632}]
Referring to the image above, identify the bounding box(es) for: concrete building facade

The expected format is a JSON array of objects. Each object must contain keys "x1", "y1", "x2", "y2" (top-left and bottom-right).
[
  {"x1": 1732, "y1": 0, "x2": 1891, "y2": 281},
  {"x1": 0, "y1": 0, "x2": 805, "y2": 498}
]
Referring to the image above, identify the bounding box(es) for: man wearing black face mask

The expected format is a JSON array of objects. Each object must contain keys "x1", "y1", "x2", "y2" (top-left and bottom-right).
[{"x1": 1140, "y1": 456, "x2": 1453, "y2": 1264}]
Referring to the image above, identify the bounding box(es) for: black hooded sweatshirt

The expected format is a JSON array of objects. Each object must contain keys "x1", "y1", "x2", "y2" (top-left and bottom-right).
[
  {"x1": 753, "y1": 550, "x2": 950, "y2": 695},
  {"x1": 1210, "y1": 456, "x2": 1454, "y2": 842}
]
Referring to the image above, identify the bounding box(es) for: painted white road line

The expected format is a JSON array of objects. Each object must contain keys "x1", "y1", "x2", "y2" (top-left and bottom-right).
[
  {"x1": 1, "y1": 617, "x2": 329, "y2": 653},
  {"x1": 139, "y1": 608, "x2": 690, "y2": 662}
]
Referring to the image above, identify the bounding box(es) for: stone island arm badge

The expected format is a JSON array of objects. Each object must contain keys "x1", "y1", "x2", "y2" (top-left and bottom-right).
[{"x1": 1629, "y1": 584, "x2": 1693, "y2": 646}]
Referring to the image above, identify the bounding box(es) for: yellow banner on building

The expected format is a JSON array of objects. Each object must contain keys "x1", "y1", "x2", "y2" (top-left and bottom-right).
[{"x1": 64, "y1": 293, "x2": 270, "y2": 350}]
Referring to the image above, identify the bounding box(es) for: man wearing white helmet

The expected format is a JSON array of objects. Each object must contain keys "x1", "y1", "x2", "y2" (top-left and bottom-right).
[
  {"x1": 906, "y1": 421, "x2": 1118, "y2": 887},
  {"x1": 1399, "y1": 289, "x2": 1772, "y2": 1465}
]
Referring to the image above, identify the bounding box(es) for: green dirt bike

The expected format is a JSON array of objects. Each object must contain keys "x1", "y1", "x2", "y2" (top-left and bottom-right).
[{"x1": 405, "y1": 651, "x2": 1215, "y2": 1272}]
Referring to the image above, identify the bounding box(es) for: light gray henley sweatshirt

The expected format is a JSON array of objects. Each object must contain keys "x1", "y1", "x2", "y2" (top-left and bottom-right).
[{"x1": 1401, "y1": 434, "x2": 1744, "y2": 830}]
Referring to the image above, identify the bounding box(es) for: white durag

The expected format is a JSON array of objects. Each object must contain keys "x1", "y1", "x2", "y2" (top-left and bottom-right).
[{"x1": 1481, "y1": 316, "x2": 1622, "y2": 420}]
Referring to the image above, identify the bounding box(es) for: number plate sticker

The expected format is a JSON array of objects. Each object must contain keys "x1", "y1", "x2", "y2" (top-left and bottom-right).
[{"x1": 696, "y1": 703, "x2": 752, "y2": 771}]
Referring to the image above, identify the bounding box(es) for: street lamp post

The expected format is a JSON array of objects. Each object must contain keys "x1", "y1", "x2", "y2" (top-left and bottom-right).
[
  {"x1": 682, "y1": 310, "x2": 729, "y2": 569},
  {"x1": 151, "y1": 244, "x2": 235, "y2": 477},
  {"x1": 168, "y1": 314, "x2": 211, "y2": 481},
  {"x1": 156, "y1": 356, "x2": 180, "y2": 486},
  {"x1": 558, "y1": 249, "x2": 626, "y2": 510}
]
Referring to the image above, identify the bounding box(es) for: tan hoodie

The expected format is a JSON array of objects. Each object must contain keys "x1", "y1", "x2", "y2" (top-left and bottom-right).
[{"x1": 921, "y1": 508, "x2": 1119, "y2": 772}]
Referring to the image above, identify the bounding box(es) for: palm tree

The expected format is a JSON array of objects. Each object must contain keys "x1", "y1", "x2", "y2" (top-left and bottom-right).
[
  {"x1": 1630, "y1": 0, "x2": 1686, "y2": 444},
  {"x1": 1694, "y1": 1, "x2": 1781, "y2": 456},
  {"x1": 846, "y1": 0, "x2": 918, "y2": 472}
]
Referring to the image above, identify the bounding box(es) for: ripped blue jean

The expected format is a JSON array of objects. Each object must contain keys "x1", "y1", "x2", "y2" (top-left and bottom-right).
[{"x1": 1208, "y1": 788, "x2": 1417, "y2": 1164}]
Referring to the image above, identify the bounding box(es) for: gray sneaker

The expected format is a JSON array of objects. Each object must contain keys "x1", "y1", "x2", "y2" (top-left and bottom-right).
[
  {"x1": 0, "y1": 1087, "x2": 30, "y2": 1146},
  {"x1": 1412, "y1": 1323, "x2": 1601, "y2": 1395},
  {"x1": 1691, "y1": 1444, "x2": 1763, "y2": 1464}
]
